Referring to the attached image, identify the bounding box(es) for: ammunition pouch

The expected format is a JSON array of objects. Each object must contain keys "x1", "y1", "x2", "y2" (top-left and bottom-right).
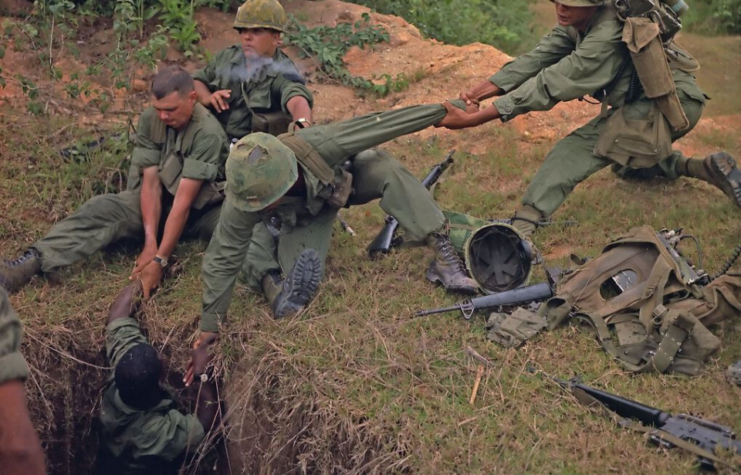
[
  {"x1": 279, "y1": 132, "x2": 355, "y2": 209},
  {"x1": 486, "y1": 307, "x2": 546, "y2": 348},
  {"x1": 251, "y1": 109, "x2": 293, "y2": 136},
  {"x1": 594, "y1": 101, "x2": 673, "y2": 168},
  {"x1": 541, "y1": 226, "x2": 741, "y2": 376}
]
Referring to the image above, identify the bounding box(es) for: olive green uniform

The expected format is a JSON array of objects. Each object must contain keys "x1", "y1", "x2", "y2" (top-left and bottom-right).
[
  {"x1": 97, "y1": 317, "x2": 205, "y2": 473},
  {"x1": 200, "y1": 104, "x2": 452, "y2": 332},
  {"x1": 0, "y1": 288, "x2": 29, "y2": 385},
  {"x1": 192, "y1": 47, "x2": 313, "y2": 141},
  {"x1": 32, "y1": 104, "x2": 229, "y2": 273},
  {"x1": 489, "y1": 5, "x2": 705, "y2": 217}
]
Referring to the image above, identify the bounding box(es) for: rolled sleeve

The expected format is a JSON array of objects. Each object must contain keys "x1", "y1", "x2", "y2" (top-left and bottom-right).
[
  {"x1": 105, "y1": 317, "x2": 148, "y2": 369},
  {"x1": 183, "y1": 129, "x2": 227, "y2": 183},
  {"x1": 132, "y1": 109, "x2": 163, "y2": 169},
  {"x1": 277, "y1": 78, "x2": 314, "y2": 113},
  {"x1": 0, "y1": 289, "x2": 29, "y2": 384},
  {"x1": 201, "y1": 199, "x2": 260, "y2": 332},
  {"x1": 182, "y1": 159, "x2": 219, "y2": 182}
]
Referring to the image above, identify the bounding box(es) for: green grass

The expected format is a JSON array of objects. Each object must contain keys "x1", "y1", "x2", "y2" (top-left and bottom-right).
[
  {"x1": 2, "y1": 8, "x2": 741, "y2": 474},
  {"x1": 4, "y1": 107, "x2": 740, "y2": 473}
]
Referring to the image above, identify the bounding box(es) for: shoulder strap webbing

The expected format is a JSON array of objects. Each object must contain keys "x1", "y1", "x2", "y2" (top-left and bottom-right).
[{"x1": 278, "y1": 133, "x2": 335, "y2": 185}]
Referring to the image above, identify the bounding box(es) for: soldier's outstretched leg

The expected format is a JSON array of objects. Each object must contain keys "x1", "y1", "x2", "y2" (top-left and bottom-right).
[
  {"x1": 1, "y1": 191, "x2": 143, "y2": 292},
  {"x1": 349, "y1": 149, "x2": 478, "y2": 294}
]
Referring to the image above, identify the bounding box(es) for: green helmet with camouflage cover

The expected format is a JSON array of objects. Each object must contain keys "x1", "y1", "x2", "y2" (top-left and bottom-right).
[
  {"x1": 226, "y1": 133, "x2": 298, "y2": 212},
  {"x1": 549, "y1": 0, "x2": 604, "y2": 6},
  {"x1": 234, "y1": 0, "x2": 287, "y2": 33}
]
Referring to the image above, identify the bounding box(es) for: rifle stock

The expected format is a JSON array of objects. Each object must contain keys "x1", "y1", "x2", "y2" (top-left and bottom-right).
[{"x1": 367, "y1": 151, "x2": 455, "y2": 258}]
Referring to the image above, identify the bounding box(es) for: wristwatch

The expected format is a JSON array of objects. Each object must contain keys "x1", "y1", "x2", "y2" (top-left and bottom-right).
[
  {"x1": 152, "y1": 255, "x2": 168, "y2": 268},
  {"x1": 295, "y1": 118, "x2": 312, "y2": 129}
]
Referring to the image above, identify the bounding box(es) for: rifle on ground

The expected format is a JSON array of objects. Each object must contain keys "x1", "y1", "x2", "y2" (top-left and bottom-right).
[
  {"x1": 415, "y1": 282, "x2": 554, "y2": 319},
  {"x1": 534, "y1": 369, "x2": 741, "y2": 471},
  {"x1": 367, "y1": 150, "x2": 455, "y2": 258}
]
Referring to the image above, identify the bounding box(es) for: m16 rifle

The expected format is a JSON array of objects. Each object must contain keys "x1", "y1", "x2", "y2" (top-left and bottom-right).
[
  {"x1": 415, "y1": 281, "x2": 555, "y2": 320},
  {"x1": 535, "y1": 369, "x2": 741, "y2": 470},
  {"x1": 367, "y1": 150, "x2": 455, "y2": 258}
]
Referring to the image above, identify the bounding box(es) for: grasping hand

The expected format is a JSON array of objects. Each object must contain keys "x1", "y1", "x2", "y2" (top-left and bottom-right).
[
  {"x1": 131, "y1": 246, "x2": 157, "y2": 280},
  {"x1": 184, "y1": 331, "x2": 218, "y2": 387},
  {"x1": 459, "y1": 90, "x2": 480, "y2": 107},
  {"x1": 139, "y1": 261, "x2": 163, "y2": 299},
  {"x1": 435, "y1": 101, "x2": 479, "y2": 130},
  {"x1": 208, "y1": 90, "x2": 231, "y2": 113}
]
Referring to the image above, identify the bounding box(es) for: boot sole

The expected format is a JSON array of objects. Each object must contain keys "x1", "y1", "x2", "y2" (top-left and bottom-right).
[
  {"x1": 274, "y1": 249, "x2": 322, "y2": 319},
  {"x1": 425, "y1": 268, "x2": 479, "y2": 295},
  {"x1": 711, "y1": 152, "x2": 741, "y2": 208}
]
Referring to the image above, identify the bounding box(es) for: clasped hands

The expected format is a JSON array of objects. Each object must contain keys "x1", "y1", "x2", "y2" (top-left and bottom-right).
[{"x1": 435, "y1": 90, "x2": 485, "y2": 130}]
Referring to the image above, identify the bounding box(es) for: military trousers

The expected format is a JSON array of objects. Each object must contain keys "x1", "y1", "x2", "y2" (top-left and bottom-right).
[
  {"x1": 241, "y1": 148, "x2": 446, "y2": 291},
  {"x1": 32, "y1": 190, "x2": 221, "y2": 272},
  {"x1": 521, "y1": 90, "x2": 705, "y2": 217}
]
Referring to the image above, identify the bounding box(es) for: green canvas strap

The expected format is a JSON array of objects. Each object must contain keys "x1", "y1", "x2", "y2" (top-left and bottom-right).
[
  {"x1": 638, "y1": 256, "x2": 672, "y2": 334},
  {"x1": 279, "y1": 133, "x2": 336, "y2": 185}
]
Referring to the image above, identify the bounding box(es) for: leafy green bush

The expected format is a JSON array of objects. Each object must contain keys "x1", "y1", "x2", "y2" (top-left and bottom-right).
[
  {"x1": 347, "y1": 0, "x2": 535, "y2": 54},
  {"x1": 285, "y1": 13, "x2": 409, "y2": 97},
  {"x1": 682, "y1": 0, "x2": 741, "y2": 34}
]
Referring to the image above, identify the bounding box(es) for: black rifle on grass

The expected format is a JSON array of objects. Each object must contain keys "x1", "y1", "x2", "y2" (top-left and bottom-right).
[
  {"x1": 415, "y1": 282, "x2": 554, "y2": 319},
  {"x1": 367, "y1": 150, "x2": 455, "y2": 258},
  {"x1": 533, "y1": 368, "x2": 741, "y2": 471}
]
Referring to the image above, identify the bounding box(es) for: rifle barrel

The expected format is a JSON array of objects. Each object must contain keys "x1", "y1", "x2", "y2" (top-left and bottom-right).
[{"x1": 415, "y1": 305, "x2": 461, "y2": 317}]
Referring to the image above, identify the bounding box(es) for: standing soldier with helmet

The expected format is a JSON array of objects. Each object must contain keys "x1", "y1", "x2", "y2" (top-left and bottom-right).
[
  {"x1": 439, "y1": 0, "x2": 741, "y2": 237},
  {"x1": 192, "y1": 0, "x2": 314, "y2": 141}
]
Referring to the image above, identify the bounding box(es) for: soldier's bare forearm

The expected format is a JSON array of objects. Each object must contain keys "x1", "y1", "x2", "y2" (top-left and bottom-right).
[
  {"x1": 157, "y1": 178, "x2": 203, "y2": 259},
  {"x1": 286, "y1": 96, "x2": 312, "y2": 123},
  {"x1": 194, "y1": 80, "x2": 213, "y2": 106},
  {"x1": 466, "y1": 79, "x2": 503, "y2": 102},
  {"x1": 0, "y1": 381, "x2": 46, "y2": 475},
  {"x1": 140, "y1": 167, "x2": 163, "y2": 250}
]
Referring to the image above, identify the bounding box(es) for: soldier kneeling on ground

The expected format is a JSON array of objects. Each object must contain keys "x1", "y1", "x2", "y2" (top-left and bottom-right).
[
  {"x1": 94, "y1": 282, "x2": 220, "y2": 475},
  {"x1": 184, "y1": 101, "x2": 481, "y2": 378}
]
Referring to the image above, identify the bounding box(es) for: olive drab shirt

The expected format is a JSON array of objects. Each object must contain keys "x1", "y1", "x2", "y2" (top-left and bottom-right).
[
  {"x1": 489, "y1": 4, "x2": 705, "y2": 122},
  {"x1": 199, "y1": 103, "x2": 454, "y2": 332},
  {"x1": 192, "y1": 46, "x2": 314, "y2": 141},
  {"x1": 131, "y1": 103, "x2": 230, "y2": 209},
  {"x1": 0, "y1": 288, "x2": 29, "y2": 385},
  {"x1": 98, "y1": 317, "x2": 205, "y2": 472}
]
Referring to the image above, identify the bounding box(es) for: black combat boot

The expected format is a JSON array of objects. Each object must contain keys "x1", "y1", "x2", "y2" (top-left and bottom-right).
[
  {"x1": 267, "y1": 249, "x2": 322, "y2": 320},
  {"x1": 426, "y1": 233, "x2": 479, "y2": 295},
  {"x1": 0, "y1": 249, "x2": 41, "y2": 293},
  {"x1": 682, "y1": 152, "x2": 741, "y2": 207},
  {"x1": 726, "y1": 360, "x2": 741, "y2": 387}
]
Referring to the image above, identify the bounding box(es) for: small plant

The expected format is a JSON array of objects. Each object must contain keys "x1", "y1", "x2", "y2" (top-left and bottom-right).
[
  {"x1": 286, "y1": 13, "x2": 408, "y2": 97},
  {"x1": 158, "y1": 0, "x2": 201, "y2": 55}
]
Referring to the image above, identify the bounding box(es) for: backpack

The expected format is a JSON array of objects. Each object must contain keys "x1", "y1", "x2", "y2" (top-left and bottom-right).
[{"x1": 541, "y1": 226, "x2": 741, "y2": 376}]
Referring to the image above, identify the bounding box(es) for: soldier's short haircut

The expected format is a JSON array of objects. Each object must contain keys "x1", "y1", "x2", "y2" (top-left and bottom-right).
[
  {"x1": 151, "y1": 66, "x2": 194, "y2": 99},
  {"x1": 115, "y1": 343, "x2": 165, "y2": 409}
]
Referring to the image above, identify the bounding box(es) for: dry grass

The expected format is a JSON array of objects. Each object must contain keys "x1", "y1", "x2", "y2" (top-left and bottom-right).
[{"x1": 2, "y1": 7, "x2": 741, "y2": 474}]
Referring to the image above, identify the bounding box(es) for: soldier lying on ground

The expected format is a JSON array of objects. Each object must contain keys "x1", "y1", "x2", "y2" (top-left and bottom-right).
[
  {"x1": 0, "y1": 66, "x2": 229, "y2": 298},
  {"x1": 94, "y1": 282, "x2": 219, "y2": 475},
  {"x1": 183, "y1": 102, "x2": 481, "y2": 383},
  {"x1": 438, "y1": 0, "x2": 741, "y2": 237},
  {"x1": 0, "y1": 289, "x2": 46, "y2": 475},
  {"x1": 192, "y1": 0, "x2": 314, "y2": 141}
]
